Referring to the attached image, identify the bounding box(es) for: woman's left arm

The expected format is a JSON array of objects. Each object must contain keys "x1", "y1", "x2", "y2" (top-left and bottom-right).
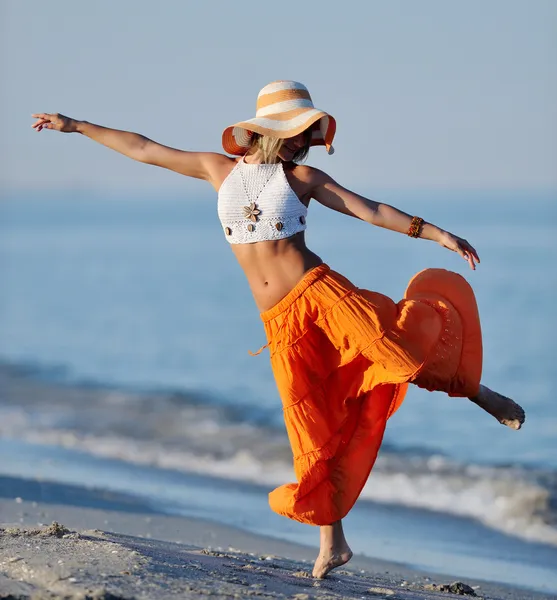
[{"x1": 310, "y1": 169, "x2": 480, "y2": 270}]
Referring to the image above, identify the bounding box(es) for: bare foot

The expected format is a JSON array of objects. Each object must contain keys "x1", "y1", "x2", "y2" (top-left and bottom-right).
[
  {"x1": 312, "y1": 546, "x2": 353, "y2": 578},
  {"x1": 469, "y1": 384, "x2": 525, "y2": 430}
]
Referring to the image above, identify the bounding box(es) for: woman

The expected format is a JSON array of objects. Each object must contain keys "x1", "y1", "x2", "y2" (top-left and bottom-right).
[{"x1": 31, "y1": 80, "x2": 525, "y2": 578}]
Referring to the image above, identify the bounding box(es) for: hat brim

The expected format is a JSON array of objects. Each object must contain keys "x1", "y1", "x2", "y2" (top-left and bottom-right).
[{"x1": 222, "y1": 108, "x2": 336, "y2": 156}]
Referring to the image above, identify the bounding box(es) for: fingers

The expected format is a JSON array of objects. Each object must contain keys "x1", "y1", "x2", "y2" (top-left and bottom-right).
[
  {"x1": 455, "y1": 237, "x2": 479, "y2": 270},
  {"x1": 32, "y1": 113, "x2": 52, "y2": 124},
  {"x1": 460, "y1": 246, "x2": 477, "y2": 270},
  {"x1": 457, "y1": 248, "x2": 474, "y2": 270},
  {"x1": 32, "y1": 114, "x2": 48, "y2": 129},
  {"x1": 466, "y1": 254, "x2": 476, "y2": 270},
  {"x1": 31, "y1": 113, "x2": 56, "y2": 132},
  {"x1": 464, "y1": 241, "x2": 480, "y2": 269},
  {"x1": 32, "y1": 120, "x2": 51, "y2": 132},
  {"x1": 32, "y1": 118, "x2": 49, "y2": 130},
  {"x1": 441, "y1": 232, "x2": 480, "y2": 271},
  {"x1": 453, "y1": 241, "x2": 475, "y2": 270}
]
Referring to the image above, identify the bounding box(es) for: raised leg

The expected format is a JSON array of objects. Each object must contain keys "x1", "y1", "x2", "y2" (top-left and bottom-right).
[
  {"x1": 468, "y1": 384, "x2": 525, "y2": 430},
  {"x1": 312, "y1": 520, "x2": 353, "y2": 578}
]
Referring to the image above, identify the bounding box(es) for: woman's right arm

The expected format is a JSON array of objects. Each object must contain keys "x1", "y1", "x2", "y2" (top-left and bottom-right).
[{"x1": 31, "y1": 113, "x2": 229, "y2": 185}]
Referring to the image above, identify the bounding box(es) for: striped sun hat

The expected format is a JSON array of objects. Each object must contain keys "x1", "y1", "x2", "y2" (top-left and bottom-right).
[{"x1": 222, "y1": 80, "x2": 336, "y2": 156}]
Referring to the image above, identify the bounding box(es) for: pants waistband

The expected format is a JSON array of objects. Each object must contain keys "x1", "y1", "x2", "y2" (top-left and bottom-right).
[{"x1": 260, "y1": 264, "x2": 331, "y2": 323}]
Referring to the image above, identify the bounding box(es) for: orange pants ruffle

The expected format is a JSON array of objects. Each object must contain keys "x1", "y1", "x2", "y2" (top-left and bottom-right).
[{"x1": 260, "y1": 264, "x2": 482, "y2": 526}]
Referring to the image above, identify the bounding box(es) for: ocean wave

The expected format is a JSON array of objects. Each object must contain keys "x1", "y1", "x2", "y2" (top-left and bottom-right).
[{"x1": 1, "y1": 384, "x2": 556, "y2": 548}]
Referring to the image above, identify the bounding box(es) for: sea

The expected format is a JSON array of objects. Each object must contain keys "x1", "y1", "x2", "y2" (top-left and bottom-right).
[{"x1": 1, "y1": 188, "x2": 556, "y2": 593}]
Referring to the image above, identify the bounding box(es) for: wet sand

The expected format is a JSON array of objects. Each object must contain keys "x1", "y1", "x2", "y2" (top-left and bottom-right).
[{"x1": 1, "y1": 495, "x2": 554, "y2": 600}]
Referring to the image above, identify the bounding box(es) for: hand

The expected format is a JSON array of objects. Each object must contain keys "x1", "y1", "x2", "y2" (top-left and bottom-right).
[
  {"x1": 31, "y1": 113, "x2": 77, "y2": 133},
  {"x1": 438, "y1": 231, "x2": 480, "y2": 270}
]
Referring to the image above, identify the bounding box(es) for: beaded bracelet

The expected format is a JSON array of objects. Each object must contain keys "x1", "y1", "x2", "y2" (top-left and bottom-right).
[{"x1": 407, "y1": 216, "x2": 424, "y2": 238}]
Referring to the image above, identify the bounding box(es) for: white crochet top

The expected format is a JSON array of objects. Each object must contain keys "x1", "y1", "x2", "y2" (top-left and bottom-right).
[{"x1": 217, "y1": 157, "x2": 307, "y2": 244}]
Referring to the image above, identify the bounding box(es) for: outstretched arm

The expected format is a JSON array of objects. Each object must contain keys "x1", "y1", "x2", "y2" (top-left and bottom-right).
[
  {"x1": 31, "y1": 113, "x2": 229, "y2": 186},
  {"x1": 310, "y1": 169, "x2": 480, "y2": 270}
]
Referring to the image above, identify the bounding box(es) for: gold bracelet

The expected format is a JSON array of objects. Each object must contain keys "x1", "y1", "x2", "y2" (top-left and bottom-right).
[{"x1": 407, "y1": 216, "x2": 424, "y2": 238}]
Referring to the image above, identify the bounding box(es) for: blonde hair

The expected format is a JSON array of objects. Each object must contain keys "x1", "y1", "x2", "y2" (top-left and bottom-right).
[
  {"x1": 250, "y1": 129, "x2": 312, "y2": 164},
  {"x1": 250, "y1": 134, "x2": 284, "y2": 164}
]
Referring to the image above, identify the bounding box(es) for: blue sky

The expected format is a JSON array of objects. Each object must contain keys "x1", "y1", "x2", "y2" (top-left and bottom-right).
[{"x1": 1, "y1": 0, "x2": 556, "y2": 192}]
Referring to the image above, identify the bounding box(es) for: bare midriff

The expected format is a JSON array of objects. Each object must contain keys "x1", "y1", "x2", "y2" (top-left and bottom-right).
[
  {"x1": 230, "y1": 232, "x2": 323, "y2": 313},
  {"x1": 214, "y1": 155, "x2": 323, "y2": 313}
]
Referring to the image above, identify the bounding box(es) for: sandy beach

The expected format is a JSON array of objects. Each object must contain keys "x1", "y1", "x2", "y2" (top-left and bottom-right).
[{"x1": 1, "y1": 477, "x2": 555, "y2": 600}]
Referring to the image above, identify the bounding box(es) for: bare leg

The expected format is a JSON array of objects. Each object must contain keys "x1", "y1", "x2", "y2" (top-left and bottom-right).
[
  {"x1": 312, "y1": 520, "x2": 353, "y2": 578},
  {"x1": 469, "y1": 384, "x2": 525, "y2": 430}
]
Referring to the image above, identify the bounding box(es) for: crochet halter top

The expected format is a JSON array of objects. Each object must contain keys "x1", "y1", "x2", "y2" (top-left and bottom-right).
[{"x1": 217, "y1": 157, "x2": 308, "y2": 244}]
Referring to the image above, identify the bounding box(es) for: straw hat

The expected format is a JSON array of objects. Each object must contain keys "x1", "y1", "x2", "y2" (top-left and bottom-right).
[{"x1": 222, "y1": 80, "x2": 336, "y2": 156}]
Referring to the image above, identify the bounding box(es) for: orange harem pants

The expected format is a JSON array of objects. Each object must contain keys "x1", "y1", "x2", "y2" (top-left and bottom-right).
[{"x1": 259, "y1": 264, "x2": 482, "y2": 526}]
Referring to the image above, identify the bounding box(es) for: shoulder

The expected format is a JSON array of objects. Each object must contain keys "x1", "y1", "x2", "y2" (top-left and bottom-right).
[
  {"x1": 204, "y1": 153, "x2": 239, "y2": 188},
  {"x1": 205, "y1": 152, "x2": 237, "y2": 168},
  {"x1": 289, "y1": 164, "x2": 334, "y2": 189}
]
